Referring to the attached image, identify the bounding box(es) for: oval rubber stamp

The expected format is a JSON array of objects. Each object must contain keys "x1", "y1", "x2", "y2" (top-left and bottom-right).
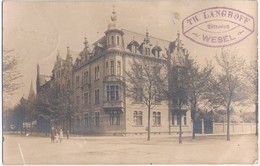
[{"x1": 182, "y1": 7, "x2": 254, "y2": 47}]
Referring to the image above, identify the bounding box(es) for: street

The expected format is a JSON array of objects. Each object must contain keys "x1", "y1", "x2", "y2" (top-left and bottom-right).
[{"x1": 2, "y1": 134, "x2": 258, "y2": 165}]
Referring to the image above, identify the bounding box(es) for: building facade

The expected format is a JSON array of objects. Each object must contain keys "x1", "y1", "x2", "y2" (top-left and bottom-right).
[{"x1": 36, "y1": 9, "x2": 192, "y2": 135}]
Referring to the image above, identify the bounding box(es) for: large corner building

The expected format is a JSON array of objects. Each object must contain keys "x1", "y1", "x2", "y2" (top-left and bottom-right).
[{"x1": 36, "y1": 9, "x2": 192, "y2": 135}]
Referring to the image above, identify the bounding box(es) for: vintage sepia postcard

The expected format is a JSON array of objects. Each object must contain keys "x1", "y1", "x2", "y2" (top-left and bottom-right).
[{"x1": 2, "y1": 0, "x2": 258, "y2": 165}]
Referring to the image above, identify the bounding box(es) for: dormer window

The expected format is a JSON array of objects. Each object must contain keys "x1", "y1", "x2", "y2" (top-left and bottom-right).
[
  {"x1": 131, "y1": 45, "x2": 137, "y2": 53},
  {"x1": 127, "y1": 40, "x2": 139, "y2": 54},
  {"x1": 152, "y1": 46, "x2": 162, "y2": 58}
]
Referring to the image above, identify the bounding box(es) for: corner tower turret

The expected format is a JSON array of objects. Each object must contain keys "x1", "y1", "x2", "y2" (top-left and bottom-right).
[{"x1": 105, "y1": 5, "x2": 124, "y2": 50}]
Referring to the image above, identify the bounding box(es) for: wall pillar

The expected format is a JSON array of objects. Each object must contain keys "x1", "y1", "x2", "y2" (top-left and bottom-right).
[{"x1": 201, "y1": 119, "x2": 204, "y2": 134}]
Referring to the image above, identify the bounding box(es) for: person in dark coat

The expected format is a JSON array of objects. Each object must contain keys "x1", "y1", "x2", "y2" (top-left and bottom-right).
[{"x1": 51, "y1": 127, "x2": 55, "y2": 143}]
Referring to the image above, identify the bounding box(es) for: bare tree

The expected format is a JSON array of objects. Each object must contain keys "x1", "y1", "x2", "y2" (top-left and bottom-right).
[
  {"x1": 186, "y1": 57, "x2": 213, "y2": 139},
  {"x1": 126, "y1": 57, "x2": 165, "y2": 141},
  {"x1": 244, "y1": 59, "x2": 258, "y2": 135},
  {"x1": 208, "y1": 48, "x2": 247, "y2": 141},
  {"x1": 3, "y1": 48, "x2": 22, "y2": 105}
]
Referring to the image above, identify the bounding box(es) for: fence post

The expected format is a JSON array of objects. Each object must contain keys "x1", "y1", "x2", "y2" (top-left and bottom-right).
[
  {"x1": 223, "y1": 122, "x2": 225, "y2": 133},
  {"x1": 201, "y1": 119, "x2": 204, "y2": 134}
]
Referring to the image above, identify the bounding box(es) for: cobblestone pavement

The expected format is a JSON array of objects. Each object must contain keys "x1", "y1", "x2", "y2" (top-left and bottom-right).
[{"x1": 2, "y1": 134, "x2": 258, "y2": 165}]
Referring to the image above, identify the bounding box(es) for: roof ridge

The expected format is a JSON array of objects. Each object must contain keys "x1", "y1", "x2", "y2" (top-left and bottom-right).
[{"x1": 121, "y1": 29, "x2": 171, "y2": 43}]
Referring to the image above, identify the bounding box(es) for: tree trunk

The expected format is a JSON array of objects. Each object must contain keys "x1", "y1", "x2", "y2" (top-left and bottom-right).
[
  {"x1": 179, "y1": 102, "x2": 182, "y2": 144},
  {"x1": 256, "y1": 102, "x2": 258, "y2": 136},
  {"x1": 147, "y1": 106, "x2": 151, "y2": 141},
  {"x1": 191, "y1": 107, "x2": 196, "y2": 139},
  {"x1": 227, "y1": 103, "x2": 230, "y2": 141}
]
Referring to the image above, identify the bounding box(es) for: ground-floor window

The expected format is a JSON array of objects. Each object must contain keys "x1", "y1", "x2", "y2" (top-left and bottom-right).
[
  {"x1": 84, "y1": 113, "x2": 89, "y2": 127},
  {"x1": 133, "y1": 111, "x2": 143, "y2": 126},
  {"x1": 95, "y1": 112, "x2": 100, "y2": 126},
  {"x1": 153, "y1": 112, "x2": 161, "y2": 126},
  {"x1": 172, "y1": 111, "x2": 187, "y2": 126},
  {"x1": 76, "y1": 117, "x2": 81, "y2": 128},
  {"x1": 110, "y1": 110, "x2": 120, "y2": 125}
]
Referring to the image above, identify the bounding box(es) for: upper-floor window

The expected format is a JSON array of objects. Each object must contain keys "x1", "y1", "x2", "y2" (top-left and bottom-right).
[
  {"x1": 107, "y1": 36, "x2": 110, "y2": 46},
  {"x1": 95, "y1": 89, "x2": 100, "y2": 104},
  {"x1": 110, "y1": 61, "x2": 115, "y2": 75},
  {"x1": 117, "y1": 61, "x2": 121, "y2": 76},
  {"x1": 117, "y1": 36, "x2": 120, "y2": 45},
  {"x1": 153, "y1": 112, "x2": 161, "y2": 126},
  {"x1": 76, "y1": 76, "x2": 80, "y2": 88},
  {"x1": 84, "y1": 92, "x2": 89, "y2": 107},
  {"x1": 107, "y1": 85, "x2": 119, "y2": 101},
  {"x1": 106, "y1": 61, "x2": 109, "y2": 76},
  {"x1": 131, "y1": 45, "x2": 137, "y2": 53},
  {"x1": 83, "y1": 71, "x2": 88, "y2": 84},
  {"x1": 76, "y1": 96, "x2": 80, "y2": 107},
  {"x1": 95, "y1": 66, "x2": 99, "y2": 80},
  {"x1": 134, "y1": 87, "x2": 143, "y2": 102},
  {"x1": 111, "y1": 36, "x2": 115, "y2": 45}
]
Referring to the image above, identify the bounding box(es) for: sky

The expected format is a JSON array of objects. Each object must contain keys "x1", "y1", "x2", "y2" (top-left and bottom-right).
[{"x1": 3, "y1": 0, "x2": 257, "y2": 108}]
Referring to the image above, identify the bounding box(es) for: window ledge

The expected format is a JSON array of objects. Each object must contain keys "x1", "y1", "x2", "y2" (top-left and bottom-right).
[
  {"x1": 152, "y1": 125, "x2": 162, "y2": 127},
  {"x1": 132, "y1": 125, "x2": 144, "y2": 127}
]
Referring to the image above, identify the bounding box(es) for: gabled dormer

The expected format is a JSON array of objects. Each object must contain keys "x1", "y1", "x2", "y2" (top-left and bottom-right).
[
  {"x1": 152, "y1": 45, "x2": 162, "y2": 58},
  {"x1": 127, "y1": 39, "x2": 139, "y2": 54}
]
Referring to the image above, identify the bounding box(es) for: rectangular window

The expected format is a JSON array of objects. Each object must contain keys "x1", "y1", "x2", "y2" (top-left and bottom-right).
[
  {"x1": 133, "y1": 111, "x2": 143, "y2": 126},
  {"x1": 117, "y1": 36, "x2": 120, "y2": 45},
  {"x1": 84, "y1": 92, "x2": 89, "y2": 107},
  {"x1": 111, "y1": 36, "x2": 114, "y2": 45},
  {"x1": 134, "y1": 87, "x2": 143, "y2": 102},
  {"x1": 177, "y1": 112, "x2": 181, "y2": 125},
  {"x1": 107, "y1": 85, "x2": 119, "y2": 101},
  {"x1": 110, "y1": 61, "x2": 115, "y2": 75},
  {"x1": 153, "y1": 112, "x2": 161, "y2": 126},
  {"x1": 95, "y1": 66, "x2": 99, "y2": 80},
  {"x1": 76, "y1": 96, "x2": 80, "y2": 106},
  {"x1": 110, "y1": 110, "x2": 120, "y2": 125},
  {"x1": 76, "y1": 117, "x2": 80, "y2": 128},
  {"x1": 95, "y1": 89, "x2": 100, "y2": 104},
  {"x1": 84, "y1": 113, "x2": 89, "y2": 127},
  {"x1": 95, "y1": 112, "x2": 100, "y2": 126},
  {"x1": 106, "y1": 62, "x2": 109, "y2": 76},
  {"x1": 131, "y1": 45, "x2": 135, "y2": 53},
  {"x1": 83, "y1": 71, "x2": 88, "y2": 84},
  {"x1": 171, "y1": 112, "x2": 175, "y2": 125},
  {"x1": 117, "y1": 61, "x2": 121, "y2": 76},
  {"x1": 184, "y1": 112, "x2": 187, "y2": 125},
  {"x1": 76, "y1": 76, "x2": 80, "y2": 88}
]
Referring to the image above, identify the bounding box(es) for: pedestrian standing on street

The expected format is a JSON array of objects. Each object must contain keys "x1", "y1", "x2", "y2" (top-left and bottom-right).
[
  {"x1": 59, "y1": 129, "x2": 63, "y2": 143},
  {"x1": 51, "y1": 127, "x2": 55, "y2": 143},
  {"x1": 55, "y1": 129, "x2": 59, "y2": 143}
]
